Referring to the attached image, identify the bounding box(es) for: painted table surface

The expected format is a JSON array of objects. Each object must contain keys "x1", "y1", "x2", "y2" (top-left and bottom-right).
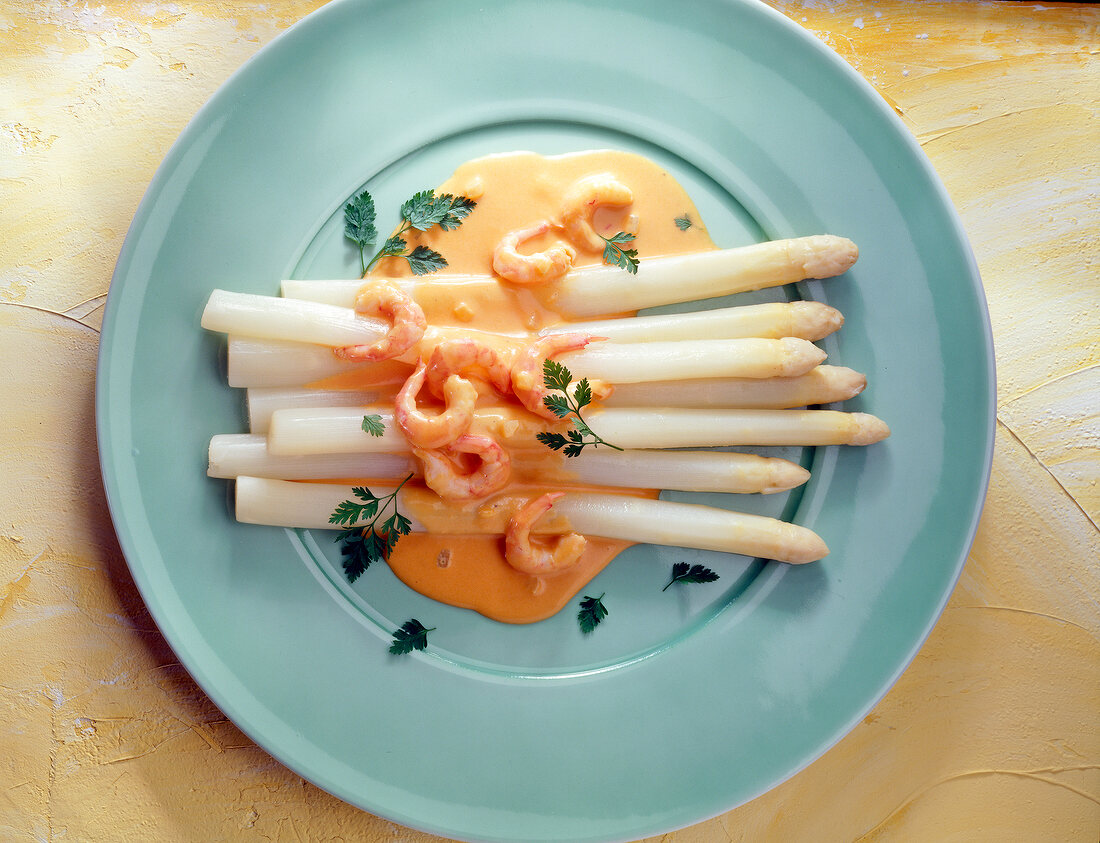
[{"x1": 1, "y1": 1, "x2": 1097, "y2": 840}]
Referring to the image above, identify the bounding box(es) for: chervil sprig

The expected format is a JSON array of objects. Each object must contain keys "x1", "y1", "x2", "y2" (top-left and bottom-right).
[
  {"x1": 598, "y1": 231, "x2": 639, "y2": 274},
  {"x1": 662, "y1": 562, "x2": 720, "y2": 591},
  {"x1": 674, "y1": 214, "x2": 693, "y2": 231},
  {"x1": 344, "y1": 188, "x2": 476, "y2": 277},
  {"x1": 361, "y1": 413, "x2": 386, "y2": 437},
  {"x1": 577, "y1": 593, "x2": 608, "y2": 634},
  {"x1": 344, "y1": 190, "x2": 378, "y2": 275},
  {"x1": 329, "y1": 473, "x2": 414, "y2": 583},
  {"x1": 535, "y1": 359, "x2": 622, "y2": 458},
  {"x1": 389, "y1": 618, "x2": 435, "y2": 655}
]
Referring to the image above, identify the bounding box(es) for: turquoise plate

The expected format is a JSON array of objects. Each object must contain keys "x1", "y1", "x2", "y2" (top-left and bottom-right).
[{"x1": 96, "y1": 1, "x2": 994, "y2": 840}]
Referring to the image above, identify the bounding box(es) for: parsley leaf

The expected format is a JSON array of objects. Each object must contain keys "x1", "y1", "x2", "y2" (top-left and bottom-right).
[
  {"x1": 674, "y1": 214, "x2": 693, "y2": 231},
  {"x1": 344, "y1": 190, "x2": 379, "y2": 275},
  {"x1": 361, "y1": 414, "x2": 386, "y2": 437},
  {"x1": 662, "y1": 562, "x2": 720, "y2": 591},
  {"x1": 404, "y1": 244, "x2": 448, "y2": 276},
  {"x1": 401, "y1": 191, "x2": 476, "y2": 232},
  {"x1": 344, "y1": 187, "x2": 476, "y2": 276},
  {"x1": 599, "y1": 231, "x2": 640, "y2": 274},
  {"x1": 389, "y1": 618, "x2": 435, "y2": 655},
  {"x1": 537, "y1": 359, "x2": 621, "y2": 458},
  {"x1": 577, "y1": 593, "x2": 608, "y2": 634},
  {"x1": 329, "y1": 474, "x2": 414, "y2": 583}
]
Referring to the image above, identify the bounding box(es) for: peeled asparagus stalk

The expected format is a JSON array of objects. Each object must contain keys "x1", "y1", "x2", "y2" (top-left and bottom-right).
[
  {"x1": 234, "y1": 477, "x2": 828, "y2": 563},
  {"x1": 243, "y1": 364, "x2": 866, "y2": 425},
  {"x1": 280, "y1": 275, "x2": 484, "y2": 308},
  {"x1": 561, "y1": 337, "x2": 825, "y2": 382},
  {"x1": 266, "y1": 406, "x2": 889, "y2": 455},
  {"x1": 227, "y1": 334, "x2": 826, "y2": 389},
  {"x1": 247, "y1": 386, "x2": 383, "y2": 433},
  {"x1": 209, "y1": 434, "x2": 810, "y2": 494},
  {"x1": 226, "y1": 337, "x2": 413, "y2": 388},
  {"x1": 202, "y1": 289, "x2": 389, "y2": 348},
  {"x1": 590, "y1": 408, "x2": 891, "y2": 449},
  {"x1": 209, "y1": 434, "x2": 417, "y2": 480},
  {"x1": 208, "y1": 292, "x2": 825, "y2": 382},
  {"x1": 553, "y1": 235, "x2": 858, "y2": 317},
  {"x1": 603, "y1": 365, "x2": 867, "y2": 409},
  {"x1": 278, "y1": 235, "x2": 858, "y2": 318},
  {"x1": 546, "y1": 300, "x2": 843, "y2": 343}
]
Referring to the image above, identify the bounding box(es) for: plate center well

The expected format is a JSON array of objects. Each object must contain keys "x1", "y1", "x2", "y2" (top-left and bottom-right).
[{"x1": 282, "y1": 118, "x2": 806, "y2": 676}]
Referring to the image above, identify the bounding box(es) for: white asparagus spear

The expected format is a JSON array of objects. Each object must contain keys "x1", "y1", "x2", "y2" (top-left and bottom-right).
[
  {"x1": 560, "y1": 337, "x2": 826, "y2": 382},
  {"x1": 234, "y1": 477, "x2": 828, "y2": 563},
  {"x1": 545, "y1": 301, "x2": 843, "y2": 343},
  {"x1": 226, "y1": 337, "x2": 413, "y2": 388},
  {"x1": 227, "y1": 336, "x2": 360, "y2": 387},
  {"x1": 590, "y1": 408, "x2": 891, "y2": 448},
  {"x1": 202, "y1": 289, "x2": 389, "y2": 347},
  {"x1": 242, "y1": 364, "x2": 865, "y2": 421},
  {"x1": 209, "y1": 434, "x2": 809, "y2": 493},
  {"x1": 604, "y1": 365, "x2": 867, "y2": 409},
  {"x1": 280, "y1": 275, "x2": 484, "y2": 308},
  {"x1": 226, "y1": 333, "x2": 826, "y2": 389},
  {"x1": 247, "y1": 387, "x2": 383, "y2": 433},
  {"x1": 206, "y1": 292, "x2": 824, "y2": 380},
  {"x1": 266, "y1": 406, "x2": 889, "y2": 455},
  {"x1": 279, "y1": 236, "x2": 857, "y2": 317},
  {"x1": 209, "y1": 434, "x2": 417, "y2": 480},
  {"x1": 552, "y1": 235, "x2": 858, "y2": 317}
]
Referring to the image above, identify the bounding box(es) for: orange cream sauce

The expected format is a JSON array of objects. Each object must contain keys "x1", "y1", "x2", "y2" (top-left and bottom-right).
[{"x1": 340, "y1": 150, "x2": 716, "y2": 623}]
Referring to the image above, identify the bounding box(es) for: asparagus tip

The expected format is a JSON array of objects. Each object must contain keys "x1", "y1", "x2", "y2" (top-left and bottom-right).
[{"x1": 849, "y1": 413, "x2": 891, "y2": 445}]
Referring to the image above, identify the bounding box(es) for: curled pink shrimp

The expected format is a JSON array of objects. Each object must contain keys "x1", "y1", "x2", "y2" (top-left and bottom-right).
[
  {"x1": 334, "y1": 282, "x2": 426, "y2": 362},
  {"x1": 424, "y1": 338, "x2": 513, "y2": 398},
  {"x1": 394, "y1": 361, "x2": 477, "y2": 450},
  {"x1": 510, "y1": 332, "x2": 608, "y2": 419},
  {"x1": 414, "y1": 433, "x2": 511, "y2": 501},
  {"x1": 560, "y1": 174, "x2": 634, "y2": 252},
  {"x1": 491, "y1": 221, "x2": 576, "y2": 285},
  {"x1": 504, "y1": 492, "x2": 587, "y2": 575}
]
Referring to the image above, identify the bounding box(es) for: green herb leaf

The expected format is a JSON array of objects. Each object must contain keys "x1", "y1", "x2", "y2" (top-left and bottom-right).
[
  {"x1": 361, "y1": 414, "x2": 386, "y2": 437},
  {"x1": 329, "y1": 474, "x2": 415, "y2": 584},
  {"x1": 399, "y1": 190, "x2": 438, "y2": 230},
  {"x1": 662, "y1": 562, "x2": 720, "y2": 591},
  {"x1": 344, "y1": 190, "x2": 379, "y2": 274},
  {"x1": 577, "y1": 593, "x2": 608, "y2": 635},
  {"x1": 674, "y1": 214, "x2": 693, "y2": 231},
  {"x1": 389, "y1": 618, "x2": 435, "y2": 655},
  {"x1": 536, "y1": 431, "x2": 569, "y2": 451},
  {"x1": 542, "y1": 393, "x2": 572, "y2": 419},
  {"x1": 599, "y1": 231, "x2": 640, "y2": 274},
  {"x1": 541, "y1": 358, "x2": 573, "y2": 393},
  {"x1": 404, "y1": 244, "x2": 448, "y2": 275},
  {"x1": 352, "y1": 188, "x2": 476, "y2": 275},
  {"x1": 400, "y1": 190, "x2": 477, "y2": 232},
  {"x1": 573, "y1": 378, "x2": 593, "y2": 410},
  {"x1": 537, "y1": 364, "x2": 621, "y2": 458},
  {"x1": 379, "y1": 234, "x2": 407, "y2": 258}
]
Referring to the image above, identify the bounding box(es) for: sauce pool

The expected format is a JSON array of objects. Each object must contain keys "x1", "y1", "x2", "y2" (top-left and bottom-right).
[{"x1": 352, "y1": 150, "x2": 716, "y2": 623}]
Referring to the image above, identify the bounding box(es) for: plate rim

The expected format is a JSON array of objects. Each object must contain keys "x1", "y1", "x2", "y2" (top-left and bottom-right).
[{"x1": 95, "y1": 0, "x2": 996, "y2": 839}]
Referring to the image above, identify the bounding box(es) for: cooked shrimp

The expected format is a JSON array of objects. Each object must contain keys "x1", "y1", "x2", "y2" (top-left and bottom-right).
[
  {"x1": 394, "y1": 361, "x2": 477, "y2": 450},
  {"x1": 424, "y1": 337, "x2": 513, "y2": 398},
  {"x1": 414, "y1": 433, "x2": 511, "y2": 501},
  {"x1": 560, "y1": 174, "x2": 634, "y2": 252},
  {"x1": 504, "y1": 492, "x2": 587, "y2": 575},
  {"x1": 334, "y1": 282, "x2": 426, "y2": 361},
  {"x1": 510, "y1": 332, "x2": 608, "y2": 419},
  {"x1": 491, "y1": 221, "x2": 576, "y2": 285}
]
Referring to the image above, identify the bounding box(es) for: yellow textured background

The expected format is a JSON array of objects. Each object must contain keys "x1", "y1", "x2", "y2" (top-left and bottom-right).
[{"x1": 1, "y1": 1, "x2": 1097, "y2": 840}]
